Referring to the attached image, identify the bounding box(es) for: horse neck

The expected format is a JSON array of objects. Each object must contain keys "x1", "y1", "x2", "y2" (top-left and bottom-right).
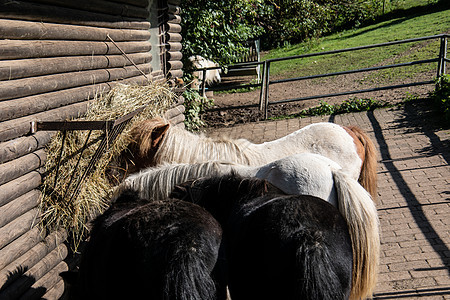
[
  {"x1": 124, "y1": 161, "x2": 235, "y2": 201},
  {"x1": 154, "y1": 127, "x2": 262, "y2": 165}
]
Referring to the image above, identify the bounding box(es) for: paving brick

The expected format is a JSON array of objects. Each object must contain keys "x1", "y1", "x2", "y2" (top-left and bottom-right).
[
  {"x1": 380, "y1": 254, "x2": 407, "y2": 265},
  {"x1": 386, "y1": 271, "x2": 413, "y2": 281},
  {"x1": 434, "y1": 275, "x2": 450, "y2": 285},
  {"x1": 427, "y1": 258, "x2": 449, "y2": 268},
  {"x1": 405, "y1": 251, "x2": 445, "y2": 262},
  {"x1": 381, "y1": 234, "x2": 416, "y2": 244},
  {"x1": 388, "y1": 260, "x2": 430, "y2": 272},
  {"x1": 410, "y1": 268, "x2": 449, "y2": 279}
]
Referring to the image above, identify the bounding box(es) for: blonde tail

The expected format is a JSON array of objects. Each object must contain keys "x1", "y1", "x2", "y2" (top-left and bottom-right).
[{"x1": 332, "y1": 170, "x2": 380, "y2": 300}]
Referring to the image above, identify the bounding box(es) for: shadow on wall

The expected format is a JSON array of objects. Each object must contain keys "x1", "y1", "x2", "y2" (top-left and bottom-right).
[{"x1": 0, "y1": 266, "x2": 46, "y2": 299}]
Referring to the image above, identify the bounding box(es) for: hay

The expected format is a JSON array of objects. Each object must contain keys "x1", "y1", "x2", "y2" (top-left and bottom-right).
[{"x1": 39, "y1": 82, "x2": 176, "y2": 249}]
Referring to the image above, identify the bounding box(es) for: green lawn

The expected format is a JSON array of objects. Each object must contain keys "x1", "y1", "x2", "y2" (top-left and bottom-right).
[{"x1": 262, "y1": 1, "x2": 450, "y2": 80}]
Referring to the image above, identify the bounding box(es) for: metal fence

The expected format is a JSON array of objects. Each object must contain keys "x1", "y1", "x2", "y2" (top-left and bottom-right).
[
  {"x1": 232, "y1": 38, "x2": 261, "y2": 63},
  {"x1": 200, "y1": 33, "x2": 448, "y2": 118}
]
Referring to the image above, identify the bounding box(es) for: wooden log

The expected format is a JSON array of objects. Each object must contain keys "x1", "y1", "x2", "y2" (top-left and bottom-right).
[
  {"x1": 0, "y1": 75, "x2": 148, "y2": 143},
  {"x1": 0, "y1": 149, "x2": 46, "y2": 186},
  {"x1": 175, "y1": 95, "x2": 185, "y2": 105},
  {"x1": 20, "y1": 261, "x2": 68, "y2": 300},
  {"x1": 0, "y1": 64, "x2": 150, "y2": 101},
  {"x1": 0, "y1": 190, "x2": 40, "y2": 228},
  {"x1": 167, "y1": 51, "x2": 183, "y2": 61},
  {"x1": 0, "y1": 229, "x2": 67, "y2": 287},
  {"x1": 108, "y1": 0, "x2": 149, "y2": 7},
  {"x1": 0, "y1": 172, "x2": 42, "y2": 207},
  {"x1": 0, "y1": 209, "x2": 39, "y2": 249},
  {"x1": 168, "y1": 4, "x2": 180, "y2": 14},
  {"x1": 0, "y1": 226, "x2": 42, "y2": 270},
  {"x1": 167, "y1": 23, "x2": 182, "y2": 33},
  {"x1": 119, "y1": 75, "x2": 150, "y2": 86},
  {"x1": 0, "y1": 19, "x2": 150, "y2": 41},
  {"x1": 0, "y1": 0, "x2": 150, "y2": 30},
  {"x1": 0, "y1": 132, "x2": 53, "y2": 164},
  {"x1": 164, "y1": 104, "x2": 185, "y2": 120},
  {"x1": 0, "y1": 83, "x2": 110, "y2": 122},
  {"x1": 0, "y1": 68, "x2": 152, "y2": 122},
  {"x1": 151, "y1": 69, "x2": 164, "y2": 78},
  {"x1": 166, "y1": 32, "x2": 182, "y2": 42},
  {"x1": 174, "y1": 121, "x2": 185, "y2": 128},
  {"x1": 0, "y1": 103, "x2": 89, "y2": 144},
  {"x1": 29, "y1": 0, "x2": 149, "y2": 19},
  {"x1": 168, "y1": 13, "x2": 182, "y2": 24},
  {"x1": 169, "y1": 113, "x2": 185, "y2": 127},
  {"x1": 24, "y1": 244, "x2": 68, "y2": 289},
  {"x1": 0, "y1": 53, "x2": 151, "y2": 81},
  {"x1": 167, "y1": 60, "x2": 183, "y2": 71},
  {"x1": 167, "y1": 42, "x2": 182, "y2": 51},
  {"x1": 168, "y1": 69, "x2": 184, "y2": 79},
  {"x1": 0, "y1": 244, "x2": 68, "y2": 300},
  {"x1": 0, "y1": 40, "x2": 151, "y2": 60},
  {"x1": 42, "y1": 279, "x2": 65, "y2": 300}
]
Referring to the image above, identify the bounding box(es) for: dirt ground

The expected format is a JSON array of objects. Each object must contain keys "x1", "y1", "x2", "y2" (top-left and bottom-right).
[{"x1": 201, "y1": 67, "x2": 437, "y2": 128}]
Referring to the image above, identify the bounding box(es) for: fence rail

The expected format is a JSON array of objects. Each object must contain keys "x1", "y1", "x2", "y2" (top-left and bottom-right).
[{"x1": 199, "y1": 33, "x2": 448, "y2": 119}]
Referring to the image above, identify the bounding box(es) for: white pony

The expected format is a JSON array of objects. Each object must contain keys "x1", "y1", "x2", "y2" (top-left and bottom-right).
[
  {"x1": 189, "y1": 55, "x2": 221, "y2": 94},
  {"x1": 128, "y1": 118, "x2": 378, "y2": 200},
  {"x1": 116, "y1": 153, "x2": 380, "y2": 300},
  {"x1": 120, "y1": 153, "x2": 339, "y2": 205}
]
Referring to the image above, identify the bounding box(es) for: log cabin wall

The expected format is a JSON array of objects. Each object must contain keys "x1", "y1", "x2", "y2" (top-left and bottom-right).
[{"x1": 0, "y1": 0, "x2": 184, "y2": 298}]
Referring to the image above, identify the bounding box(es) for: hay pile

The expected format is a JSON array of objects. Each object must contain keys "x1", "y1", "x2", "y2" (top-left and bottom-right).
[{"x1": 40, "y1": 82, "x2": 176, "y2": 249}]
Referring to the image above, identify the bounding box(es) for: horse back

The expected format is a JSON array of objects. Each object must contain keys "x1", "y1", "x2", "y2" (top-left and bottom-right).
[
  {"x1": 74, "y1": 195, "x2": 222, "y2": 300},
  {"x1": 227, "y1": 194, "x2": 353, "y2": 300}
]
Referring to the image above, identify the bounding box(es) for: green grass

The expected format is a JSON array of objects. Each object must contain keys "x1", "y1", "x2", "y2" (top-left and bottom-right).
[
  {"x1": 360, "y1": 39, "x2": 441, "y2": 84},
  {"x1": 262, "y1": 1, "x2": 450, "y2": 80},
  {"x1": 385, "y1": 0, "x2": 440, "y2": 12}
]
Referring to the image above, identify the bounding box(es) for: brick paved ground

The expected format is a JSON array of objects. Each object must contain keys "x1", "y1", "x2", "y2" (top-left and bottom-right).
[{"x1": 206, "y1": 100, "x2": 450, "y2": 299}]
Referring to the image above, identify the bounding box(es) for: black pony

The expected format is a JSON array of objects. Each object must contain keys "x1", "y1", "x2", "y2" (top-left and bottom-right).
[
  {"x1": 171, "y1": 174, "x2": 353, "y2": 300},
  {"x1": 61, "y1": 189, "x2": 223, "y2": 300}
]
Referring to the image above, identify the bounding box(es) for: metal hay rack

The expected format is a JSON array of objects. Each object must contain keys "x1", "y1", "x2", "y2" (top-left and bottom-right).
[{"x1": 31, "y1": 106, "x2": 144, "y2": 203}]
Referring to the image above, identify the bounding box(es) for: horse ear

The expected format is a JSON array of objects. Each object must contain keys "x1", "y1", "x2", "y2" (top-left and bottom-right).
[
  {"x1": 170, "y1": 183, "x2": 189, "y2": 200},
  {"x1": 151, "y1": 124, "x2": 170, "y2": 148},
  {"x1": 171, "y1": 180, "x2": 204, "y2": 202}
]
